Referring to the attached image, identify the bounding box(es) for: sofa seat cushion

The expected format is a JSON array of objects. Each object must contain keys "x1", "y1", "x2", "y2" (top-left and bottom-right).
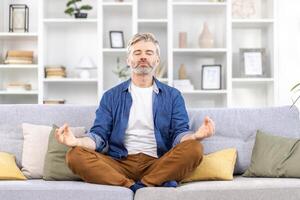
[
  {"x1": 135, "y1": 176, "x2": 300, "y2": 200},
  {"x1": 0, "y1": 180, "x2": 133, "y2": 200}
]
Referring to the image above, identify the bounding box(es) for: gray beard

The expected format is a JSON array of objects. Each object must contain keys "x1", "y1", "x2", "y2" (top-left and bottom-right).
[{"x1": 131, "y1": 64, "x2": 154, "y2": 75}]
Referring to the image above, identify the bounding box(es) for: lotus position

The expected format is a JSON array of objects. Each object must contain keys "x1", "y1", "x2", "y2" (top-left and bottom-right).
[{"x1": 55, "y1": 32, "x2": 215, "y2": 193}]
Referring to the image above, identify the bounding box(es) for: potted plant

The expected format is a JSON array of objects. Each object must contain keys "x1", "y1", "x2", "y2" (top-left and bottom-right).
[
  {"x1": 64, "y1": 0, "x2": 92, "y2": 19},
  {"x1": 290, "y1": 82, "x2": 300, "y2": 108},
  {"x1": 113, "y1": 57, "x2": 130, "y2": 81}
]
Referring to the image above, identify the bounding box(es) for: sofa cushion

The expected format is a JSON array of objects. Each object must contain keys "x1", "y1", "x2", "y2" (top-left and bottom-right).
[
  {"x1": 135, "y1": 176, "x2": 300, "y2": 200},
  {"x1": 0, "y1": 152, "x2": 26, "y2": 180},
  {"x1": 0, "y1": 180, "x2": 133, "y2": 200},
  {"x1": 43, "y1": 125, "x2": 87, "y2": 181},
  {"x1": 187, "y1": 106, "x2": 300, "y2": 174},
  {"x1": 182, "y1": 148, "x2": 237, "y2": 182},
  {"x1": 243, "y1": 130, "x2": 300, "y2": 178},
  {"x1": 21, "y1": 123, "x2": 53, "y2": 178}
]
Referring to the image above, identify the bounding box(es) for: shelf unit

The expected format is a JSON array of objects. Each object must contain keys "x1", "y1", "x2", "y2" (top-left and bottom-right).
[
  {"x1": 0, "y1": 0, "x2": 39, "y2": 104},
  {"x1": 231, "y1": 0, "x2": 277, "y2": 107},
  {"x1": 0, "y1": 0, "x2": 277, "y2": 108}
]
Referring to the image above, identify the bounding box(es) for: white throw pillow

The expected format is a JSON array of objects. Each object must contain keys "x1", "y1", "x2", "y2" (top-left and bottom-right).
[
  {"x1": 21, "y1": 123, "x2": 86, "y2": 179},
  {"x1": 21, "y1": 123, "x2": 53, "y2": 178}
]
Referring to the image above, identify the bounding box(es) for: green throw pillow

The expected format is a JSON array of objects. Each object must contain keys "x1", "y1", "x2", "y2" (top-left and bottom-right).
[
  {"x1": 43, "y1": 124, "x2": 86, "y2": 181},
  {"x1": 243, "y1": 130, "x2": 300, "y2": 178}
]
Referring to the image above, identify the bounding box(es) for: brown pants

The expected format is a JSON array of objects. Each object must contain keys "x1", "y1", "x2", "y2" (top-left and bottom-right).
[{"x1": 66, "y1": 140, "x2": 203, "y2": 188}]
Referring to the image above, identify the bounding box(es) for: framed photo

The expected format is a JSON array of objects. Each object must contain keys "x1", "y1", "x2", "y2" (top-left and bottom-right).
[
  {"x1": 201, "y1": 65, "x2": 222, "y2": 90},
  {"x1": 109, "y1": 31, "x2": 125, "y2": 48},
  {"x1": 240, "y1": 48, "x2": 266, "y2": 77},
  {"x1": 9, "y1": 4, "x2": 29, "y2": 32}
]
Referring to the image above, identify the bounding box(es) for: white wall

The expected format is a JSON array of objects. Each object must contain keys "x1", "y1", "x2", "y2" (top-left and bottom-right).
[{"x1": 278, "y1": 0, "x2": 300, "y2": 106}]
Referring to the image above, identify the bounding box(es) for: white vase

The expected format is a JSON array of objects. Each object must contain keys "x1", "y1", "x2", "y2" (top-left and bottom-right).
[{"x1": 199, "y1": 22, "x2": 214, "y2": 48}]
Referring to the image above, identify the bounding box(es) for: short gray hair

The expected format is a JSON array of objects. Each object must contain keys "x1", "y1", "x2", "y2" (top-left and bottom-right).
[{"x1": 127, "y1": 32, "x2": 160, "y2": 57}]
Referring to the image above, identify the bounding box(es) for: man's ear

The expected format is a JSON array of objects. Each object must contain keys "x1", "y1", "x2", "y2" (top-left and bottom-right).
[
  {"x1": 156, "y1": 56, "x2": 160, "y2": 65},
  {"x1": 126, "y1": 57, "x2": 130, "y2": 66}
]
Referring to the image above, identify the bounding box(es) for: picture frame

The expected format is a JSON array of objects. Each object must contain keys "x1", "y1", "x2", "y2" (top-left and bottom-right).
[
  {"x1": 9, "y1": 4, "x2": 29, "y2": 32},
  {"x1": 109, "y1": 31, "x2": 125, "y2": 48},
  {"x1": 239, "y1": 48, "x2": 266, "y2": 77},
  {"x1": 201, "y1": 65, "x2": 222, "y2": 90}
]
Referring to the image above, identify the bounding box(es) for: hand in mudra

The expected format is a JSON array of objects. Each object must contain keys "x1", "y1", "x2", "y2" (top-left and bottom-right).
[
  {"x1": 194, "y1": 116, "x2": 215, "y2": 140},
  {"x1": 55, "y1": 123, "x2": 77, "y2": 147}
]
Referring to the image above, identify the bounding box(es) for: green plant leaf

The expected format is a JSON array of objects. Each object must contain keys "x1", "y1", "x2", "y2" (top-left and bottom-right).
[
  {"x1": 64, "y1": 7, "x2": 75, "y2": 16},
  {"x1": 80, "y1": 5, "x2": 93, "y2": 11},
  {"x1": 66, "y1": 0, "x2": 81, "y2": 7},
  {"x1": 291, "y1": 82, "x2": 300, "y2": 92}
]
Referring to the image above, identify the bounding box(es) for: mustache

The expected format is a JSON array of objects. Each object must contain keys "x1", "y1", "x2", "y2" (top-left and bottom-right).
[
  {"x1": 133, "y1": 62, "x2": 152, "y2": 68},
  {"x1": 137, "y1": 60, "x2": 149, "y2": 65}
]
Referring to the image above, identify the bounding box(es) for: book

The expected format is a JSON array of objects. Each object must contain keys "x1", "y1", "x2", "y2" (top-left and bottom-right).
[
  {"x1": 4, "y1": 59, "x2": 33, "y2": 64},
  {"x1": 45, "y1": 66, "x2": 66, "y2": 71},
  {"x1": 6, "y1": 83, "x2": 32, "y2": 91},
  {"x1": 6, "y1": 50, "x2": 33, "y2": 58},
  {"x1": 43, "y1": 99, "x2": 65, "y2": 104},
  {"x1": 46, "y1": 75, "x2": 66, "y2": 79},
  {"x1": 46, "y1": 72, "x2": 66, "y2": 76}
]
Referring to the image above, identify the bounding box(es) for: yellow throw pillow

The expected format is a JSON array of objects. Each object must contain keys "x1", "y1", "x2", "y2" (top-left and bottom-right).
[
  {"x1": 182, "y1": 148, "x2": 237, "y2": 183},
  {"x1": 0, "y1": 152, "x2": 27, "y2": 180}
]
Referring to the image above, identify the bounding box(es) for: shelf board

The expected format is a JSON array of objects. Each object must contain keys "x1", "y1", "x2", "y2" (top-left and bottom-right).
[
  {"x1": 137, "y1": 19, "x2": 168, "y2": 27},
  {"x1": 173, "y1": 48, "x2": 227, "y2": 56},
  {"x1": 232, "y1": 78, "x2": 274, "y2": 83},
  {"x1": 103, "y1": 88, "x2": 227, "y2": 94},
  {"x1": 157, "y1": 78, "x2": 168, "y2": 82},
  {"x1": 172, "y1": 2, "x2": 227, "y2": 7},
  {"x1": 43, "y1": 78, "x2": 98, "y2": 83},
  {"x1": 0, "y1": 90, "x2": 38, "y2": 95},
  {"x1": 43, "y1": 18, "x2": 98, "y2": 24},
  {"x1": 232, "y1": 19, "x2": 274, "y2": 28},
  {"x1": 0, "y1": 64, "x2": 38, "y2": 69},
  {"x1": 102, "y1": 2, "x2": 133, "y2": 6},
  {"x1": 138, "y1": 19, "x2": 168, "y2": 23},
  {"x1": 181, "y1": 90, "x2": 227, "y2": 94},
  {"x1": 0, "y1": 32, "x2": 38, "y2": 40},
  {"x1": 103, "y1": 48, "x2": 127, "y2": 53}
]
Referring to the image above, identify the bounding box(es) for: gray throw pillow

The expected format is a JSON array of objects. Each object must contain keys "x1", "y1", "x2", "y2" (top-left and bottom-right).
[
  {"x1": 43, "y1": 124, "x2": 86, "y2": 181},
  {"x1": 243, "y1": 130, "x2": 300, "y2": 177}
]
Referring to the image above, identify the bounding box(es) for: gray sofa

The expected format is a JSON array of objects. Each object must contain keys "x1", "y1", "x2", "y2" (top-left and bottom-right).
[{"x1": 1, "y1": 104, "x2": 300, "y2": 200}]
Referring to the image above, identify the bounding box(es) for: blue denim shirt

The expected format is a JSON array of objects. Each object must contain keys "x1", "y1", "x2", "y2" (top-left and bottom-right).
[{"x1": 87, "y1": 77, "x2": 193, "y2": 159}]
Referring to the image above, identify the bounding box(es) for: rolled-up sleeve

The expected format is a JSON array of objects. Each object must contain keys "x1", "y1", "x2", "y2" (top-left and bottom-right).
[
  {"x1": 171, "y1": 91, "x2": 194, "y2": 147},
  {"x1": 88, "y1": 92, "x2": 113, "y2": 152}
]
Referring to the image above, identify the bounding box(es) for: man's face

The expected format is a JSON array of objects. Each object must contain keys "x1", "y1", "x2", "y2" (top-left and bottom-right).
[{"x1": 127, "y1": 40, "x2": 160, "y2": 75}]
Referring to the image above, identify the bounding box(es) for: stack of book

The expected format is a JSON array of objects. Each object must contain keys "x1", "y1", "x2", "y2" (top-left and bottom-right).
[
  {"x1": 43, "y1": 99, "x2": 66, "y2": 104},
  {"x1": 6, "y1": 82, "x2": 32, "y2": 91},
  {"x1": 173, "y1": 79, "x2": 195, "y2": 92},
  {"x1": 4, "y1": 50, "x2": 34, "y2": 64},
  {"x1": 45, "y1": 66, "x2": 67, "y2": 78}
]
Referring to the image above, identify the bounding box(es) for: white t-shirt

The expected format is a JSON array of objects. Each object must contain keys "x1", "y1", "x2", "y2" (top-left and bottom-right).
[{"x1": 124, "y1": 82, "x2": 158, "y2": 158}]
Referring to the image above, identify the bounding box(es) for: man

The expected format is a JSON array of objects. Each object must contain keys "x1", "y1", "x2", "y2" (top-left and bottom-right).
[{"x1": 55, "y1": 32, "x2": 215, "y2": 193}]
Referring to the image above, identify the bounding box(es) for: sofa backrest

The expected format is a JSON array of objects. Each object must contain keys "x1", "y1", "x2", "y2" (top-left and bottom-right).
[
  {"x1": 0, "y1": 105, "x2": 300, "y2": 174},
  {"x1": 188, "y1": 106, "x2": 300, "y2": 174},
  {"x1": 0, "y1": 105, "x2": 97, "y2": 167}
]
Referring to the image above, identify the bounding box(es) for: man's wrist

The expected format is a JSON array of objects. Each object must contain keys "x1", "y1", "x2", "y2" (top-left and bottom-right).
[
  {"x1": 192, "y1": 134, "x2": 197, "y2": 140},
  {"x1": 194, "y1": 130, "x2": 204, "y2": 141}
]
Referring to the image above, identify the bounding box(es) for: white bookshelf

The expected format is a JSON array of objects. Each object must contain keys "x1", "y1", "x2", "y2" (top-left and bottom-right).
[
  {"x1": 0, "y1": 0, "x2": 278, "y2": 108},
  {"x1": 0, "y1": 0, "x2": 39, "y2": 104},
  {"x1": 231, "y1": 0, "x2": 277, "y2": 107}
]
